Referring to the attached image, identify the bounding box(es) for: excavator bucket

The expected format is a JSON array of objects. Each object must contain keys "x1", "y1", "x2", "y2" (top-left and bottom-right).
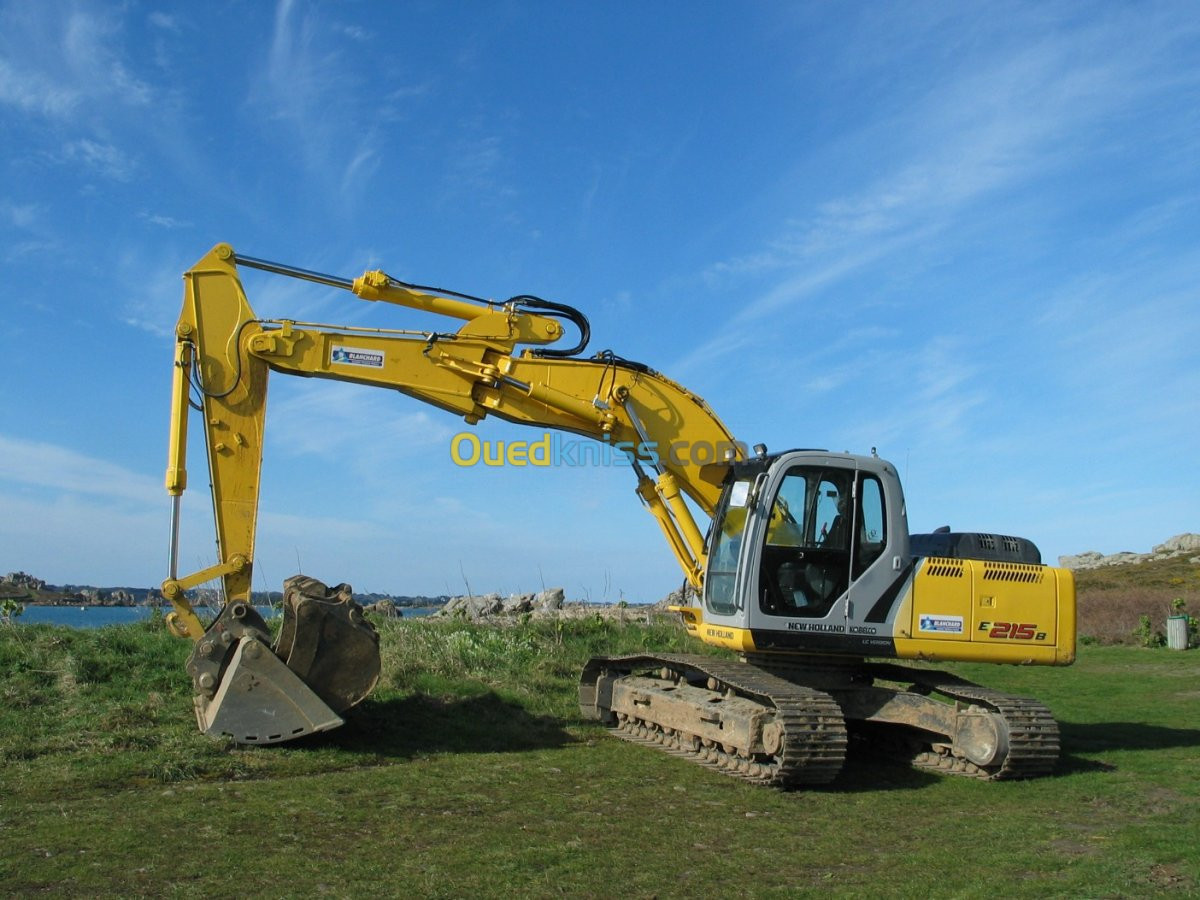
[
  {"x1": 187, "y1": 576, "x2": 381, "y2": 745},
  {"x1": 274, "y1": 575, "x2": 382, "y2": 714}
]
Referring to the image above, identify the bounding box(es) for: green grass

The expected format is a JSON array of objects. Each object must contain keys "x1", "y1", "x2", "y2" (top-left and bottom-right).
[{"x1": 1, "y1": 617, "x2": 1197, "y2": 897}]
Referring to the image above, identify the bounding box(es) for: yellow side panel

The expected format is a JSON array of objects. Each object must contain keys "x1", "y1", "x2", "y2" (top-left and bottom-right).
[
  {"x1": 698, "y1": 623, "x2": 758, "y2": 653},
  {"x1": 1053, "y1": 566, "x2": 1077, "y2": 664},
  {"x1": 908, "y1": 558, "x2": 974, "y2": 641},
  {"x1": 893, "y1": 637, "x2": 1067, "y2": 665},
  {"x1": 971, "y1": 562, "x2": 1056, "y2": 644},
  {"x1": 902, "y1": 557, "x2": 1075, "y2": 665}
]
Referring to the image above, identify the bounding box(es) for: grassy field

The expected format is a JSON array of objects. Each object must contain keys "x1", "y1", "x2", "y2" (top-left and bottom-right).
[{"x1": 1, "y1": 614, "x2": 1197, "y2": 898}]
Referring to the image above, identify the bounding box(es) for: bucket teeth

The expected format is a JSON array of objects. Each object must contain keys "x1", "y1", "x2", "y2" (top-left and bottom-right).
[{"x1": 196, "y1": 637, "x2": 343, "y2": 744}]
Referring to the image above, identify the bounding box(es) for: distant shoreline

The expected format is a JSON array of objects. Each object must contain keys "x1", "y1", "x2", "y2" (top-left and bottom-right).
[{"x1": 8, "y1": 597, "x2": 446, "y2": 609}]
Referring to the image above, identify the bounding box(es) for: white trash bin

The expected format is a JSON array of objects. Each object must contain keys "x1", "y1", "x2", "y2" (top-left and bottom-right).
[{"x1": 1166, "y1": 615, "x2": 1189, "y2": 650}]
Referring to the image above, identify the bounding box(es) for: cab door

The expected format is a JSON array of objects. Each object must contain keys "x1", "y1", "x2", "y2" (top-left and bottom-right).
[
  {"x1": 750, "y1": 462, "x2": 854, "y2": 623},
  {"x1": 842, "y1": 467, "x2": 904, "y2": 642}
]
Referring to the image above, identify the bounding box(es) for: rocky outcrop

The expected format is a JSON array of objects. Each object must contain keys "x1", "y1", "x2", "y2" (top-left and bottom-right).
[
  {"x1": 5, "y1": 572, "x2": 46, "y2": 591},
  {"x1": 73, "y1": 588, "x2": 137, "y2": 606},
  {"x1": 436, "y1": 588, "x2": 567, "y2": 620},
  {"x1": 431, "y1": 586, "x2": 677, "y2": 623},
  {"x1": 1059, "y1": 533, "x2": 1200, "y2": 570}
]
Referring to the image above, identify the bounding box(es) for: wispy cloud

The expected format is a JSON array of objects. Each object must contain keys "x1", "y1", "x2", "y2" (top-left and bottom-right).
[
  {"x1": 0, "y1": 200, "x2": 59, "y2": 263},
  {"x1": 0, "y1": 57, "x2": 78, "y2": 115},
  {"x1": 0, "y1": 5, "x2": 152, "y2": 119},
  {"x1": 341, "y1": 146, "x2": 380, "y2": 196},
  {"x1": 336, "y1": 23, "x2": 368, "y2": 43},
  {"x1": 680, "y1": 8, "x2": 1200, "y2": 396},
  {"x1": 0, "y1": 490, "x2": 165, "y2": 585},
  {"x1": 147, "y1": 11, "x2": 182, "y2": 34},
  {"x1": 116, "y1": 245, "x2": 197, "y2": 338},
  {"x1": 61, "y1": 7, "x2": 152, "y2": 106},
  {"x1": 439, "y1": 130, "x2": 520, "y2": 212},
  {"x1": 246, "y1": 0, "x2": 382, "y2": 203},
  {"x1": 1, "y1": 200, "x2": 38, "y2": 229},
  {"x1": 63, "y1": 138, "x2": 135, "y2": 181},
  {"x1": 261, "y1": 379, "x2": 461, "y2": 529},
  {"x1": 138, "y1": 211, "x2": 190, "y2": 229},
  {"x1": 266, "y1": 380, "x2": 454, "y2": 469},
  {"x1": 0, "y1": 434, "x2": 160, "y2": 506},
  {"x1": 0, "y1": 3, "x2": 161, "y2": 206}
]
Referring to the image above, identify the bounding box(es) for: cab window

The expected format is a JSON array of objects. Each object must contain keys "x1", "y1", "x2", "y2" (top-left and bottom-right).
[
  {"x1": 704, "y1": 479, "x2": 752, "y2": 616},
  {"x1": 759, "y1": 466, "x2": 852, "y2": 617},
  {"x1": 854, "y1": 475, "x2": 886, "y2": 575}
]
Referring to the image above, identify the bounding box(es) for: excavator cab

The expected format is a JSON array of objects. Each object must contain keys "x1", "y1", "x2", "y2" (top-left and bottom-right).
[
  {"x1": 700, "y1": 451, "x2": 908, "y2": 653},
  {"x1": 697, "y1": 449, "x2": 1073, "y2": 667}
]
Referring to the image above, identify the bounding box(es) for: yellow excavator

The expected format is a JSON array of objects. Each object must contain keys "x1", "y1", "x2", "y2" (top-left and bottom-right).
[{"x1": 163, "y1": 243, "x2": 1075, "y2": 786}]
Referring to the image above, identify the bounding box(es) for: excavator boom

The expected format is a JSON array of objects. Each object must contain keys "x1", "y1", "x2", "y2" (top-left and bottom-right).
[{"x1": 163, "y1": 243, "x2": 742, "y2": 741}]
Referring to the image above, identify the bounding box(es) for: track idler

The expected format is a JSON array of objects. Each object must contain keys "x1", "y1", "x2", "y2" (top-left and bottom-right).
[{"x1": 187, "y1": 575, "x2": 381, "y2": 744}]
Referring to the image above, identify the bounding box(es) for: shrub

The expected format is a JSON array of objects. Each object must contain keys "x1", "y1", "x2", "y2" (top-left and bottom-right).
[
  {"x1": 0, "y1": 598, "x2": 24, "y2": 624},
  {"x1": 1132, "y1": 614, "x2": 1164, "y2": 648}
]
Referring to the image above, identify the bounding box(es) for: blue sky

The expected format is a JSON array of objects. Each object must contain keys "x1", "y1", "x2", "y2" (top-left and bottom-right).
[{"x1": 1, "y1": 1, "x2": 1197, "y2": 600}]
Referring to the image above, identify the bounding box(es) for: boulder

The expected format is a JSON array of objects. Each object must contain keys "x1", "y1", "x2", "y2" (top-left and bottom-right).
[
  {"x1": 1153, "y1": 533, "x2": 1200, "y2": 555},
  {"x1": 655, "y1": 585, "x2": 698, "y2": 610},
  {"x1": 533, "y1": 588, "x2": 565, "y2": 613},
  {"x1": 365, "y1": 599, "x2": 401, "y2": 617},
  {"x1": 502, "y1": 593, "x2": 535, "y2": 614},
  {"x1": 438, "y1": 593, "x2": 503, "y2": 620}
]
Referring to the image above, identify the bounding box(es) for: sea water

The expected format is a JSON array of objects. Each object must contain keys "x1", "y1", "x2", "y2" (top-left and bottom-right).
[{"x1": 16, "y1": 605, "x2": 440, "y2": 628}]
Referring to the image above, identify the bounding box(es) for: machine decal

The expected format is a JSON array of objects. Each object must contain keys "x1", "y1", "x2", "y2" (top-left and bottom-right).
[
  {"x1": 331, "y1": 346, "x2": 385, "y2": 368},
  {"x1": 918, "y1": 614, "x2": 964, "y2": 634},
  {"x1": 784, "y1": 622, "x2": 876, "y2": 636},
  {"x1": 979, "y1": 621, "x2": 1047, "y2": 641}
]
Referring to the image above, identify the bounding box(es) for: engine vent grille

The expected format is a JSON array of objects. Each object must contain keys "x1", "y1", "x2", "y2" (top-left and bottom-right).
[
  {"x1": 982, "y1": 562, "x2": 1045, "y2": 584},
  {"x1": 925, "y1": 557, "x2": 965, "y2": 578}
]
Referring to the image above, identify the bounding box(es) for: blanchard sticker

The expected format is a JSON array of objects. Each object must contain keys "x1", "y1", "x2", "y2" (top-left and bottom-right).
[
  {"x1": 918, "y1": 614, "x2": 964, "y2": 634},
  {"x1": 331, "y1": 346, "x2": 384, "y2": 368}
]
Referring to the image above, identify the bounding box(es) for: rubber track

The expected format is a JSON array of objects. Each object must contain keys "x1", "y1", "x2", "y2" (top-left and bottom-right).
[
  {"x1": 864, "y1": 663, "x2": 1060, "y2": 780},
  {"x1": 584, "y1": 654, "x2": 848, "y2": 788}
]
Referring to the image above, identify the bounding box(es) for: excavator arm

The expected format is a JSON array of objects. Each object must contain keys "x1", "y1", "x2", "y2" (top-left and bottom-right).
[{"x1": 163, "y1": 243, "x2": 743, "y2": 743}]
